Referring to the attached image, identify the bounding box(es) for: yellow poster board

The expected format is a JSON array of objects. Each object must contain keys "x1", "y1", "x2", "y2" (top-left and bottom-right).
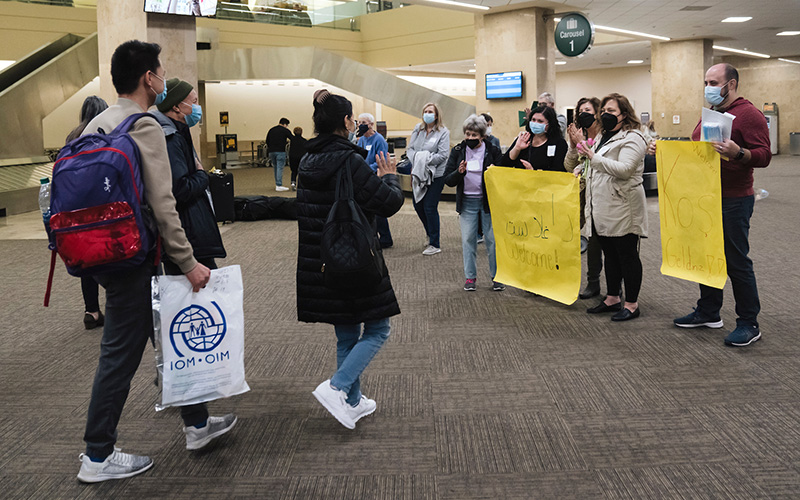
[
  {"x1": 485, "y1": 168, "x2": 581, "y2": 305},
  {"x1": 656, "y1": 141, "x2": 727, "y2": 289}
]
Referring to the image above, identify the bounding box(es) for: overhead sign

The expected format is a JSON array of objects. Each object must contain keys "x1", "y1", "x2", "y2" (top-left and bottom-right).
[
  {"x1": 555, "y1": 13, "x2": 594, "y2": 58},
  {"x1": 219, "y1": 111, "x2": 229, "y2": 126}
]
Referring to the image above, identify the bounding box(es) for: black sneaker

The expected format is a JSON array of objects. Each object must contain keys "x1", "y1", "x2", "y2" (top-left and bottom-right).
[
  {"x1": 492, "y1": 281, "x2": 505, "y2": 291},
  {"x1": 673, "y1": 308, "x2": 723, "y2": 329},
  {"x1": 724, "y1": 325, "x2": 761, "y2": 347},
  {"x1": 464, "y1": 279, "x2": 476, "y2": 291}
]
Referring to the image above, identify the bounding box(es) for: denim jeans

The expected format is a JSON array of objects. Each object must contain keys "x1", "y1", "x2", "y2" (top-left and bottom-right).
[
  {"x1": 413, "y1": 176, "x2": 446, "y2": 248},
  {"x1": 697, "y1": 195, "x2": 760, "y2": 328},
  {"x1": 269, "y1": 152, "x2": 287, "y2": 187},
  {"x1": 331, "y1": 318, "x2": 391, "y2": 407},
  {"x1": 459, "y1": 197, "x2": 496, "y2": 280}
]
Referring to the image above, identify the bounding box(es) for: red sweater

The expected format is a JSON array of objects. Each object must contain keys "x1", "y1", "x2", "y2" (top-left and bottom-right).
[{"x1": 691, "y1": 97, "x2": 771, "y2": 198}]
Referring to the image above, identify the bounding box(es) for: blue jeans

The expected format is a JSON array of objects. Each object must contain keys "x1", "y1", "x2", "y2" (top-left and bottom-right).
[
  {"x1": 269, "y1": 152, "x2": 287, "y2": 187},
  {"x1": 331, "y1": 318, "x2": 391, "y2": 407},
  {"x1": 459, "y1": 197, "x2": 496, "y2": 280},
  {"x1": 697, "y1": 195, "x2": 760, "y2": 328},
  {"x1": 413, "y1": 175, "x2": 446, "y2": 248}
]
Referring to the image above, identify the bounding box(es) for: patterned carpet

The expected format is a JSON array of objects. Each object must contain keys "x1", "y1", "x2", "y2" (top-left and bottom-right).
[{"x1": 1, "y1": 155, "x2": 800, "y2": 499}]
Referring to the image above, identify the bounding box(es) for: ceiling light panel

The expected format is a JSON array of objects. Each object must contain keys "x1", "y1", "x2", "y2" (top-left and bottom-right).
[{"x1": 721, "y1": 17, "x2": 753, "y2": 23}]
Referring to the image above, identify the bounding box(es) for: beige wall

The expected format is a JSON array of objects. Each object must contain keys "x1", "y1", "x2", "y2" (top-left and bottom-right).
[
  {"x1": 556, "y1": 65, "x2": 653, "y2": 122},
  {"x1": 721, "y1": 56, "x2": 800, "y2": 154},
  {"x1": 651, "y1": 39, "x2": 712, "y2": 138},
  {"x1": 42, "y1": 77, "x2": 101, "y2": 149},
  {"x1": 0, "y1": 2, "x2": 96, "y2": 60}
]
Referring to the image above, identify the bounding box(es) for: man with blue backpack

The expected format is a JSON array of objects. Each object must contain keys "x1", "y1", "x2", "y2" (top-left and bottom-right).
[{"x1": 64, "y1": 40, "x2": 234, "y2": 483}]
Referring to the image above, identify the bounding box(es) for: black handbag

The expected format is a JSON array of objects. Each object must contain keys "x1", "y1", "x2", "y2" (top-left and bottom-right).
[{"x1": 320, "y1": 159, "x2": 385, "y2": 291}]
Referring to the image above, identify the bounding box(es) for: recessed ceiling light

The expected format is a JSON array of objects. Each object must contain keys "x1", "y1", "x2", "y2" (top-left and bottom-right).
[
  {"x1": 712, "y1": 45, "x2": 770, "y2": 58},
  {"x1": 594, "y1": 25, "x2": 670, "y2": 41},
  {"x1": 468, "y1": 69, "x2": 476, "y2": 73},
  {"x1": 777, "y1": 31, "x2": 800, "y2": 36},
  {"x1": 778, "y1": 58, "x2": 800, "y2": 64},
  {"x1": 555, "y1": 61, "x2": 567, "y2": 65},
  {"x1": 0, "y1": 60, "x2": 15, "y2": 70},
  {"x1": 627, "y1": 60, "x2": 644, "y2": 64},
  {"x1": 721, "y1": 17, "x2": 752, "y2": 23},
  {"x1": 420, "y1": 0, "x2": 489, "y2": 10}
]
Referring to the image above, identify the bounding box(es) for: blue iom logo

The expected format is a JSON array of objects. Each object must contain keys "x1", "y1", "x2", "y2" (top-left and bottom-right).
[{"x1": 169, "y1": 302, "x2": 227, "y2": 357}]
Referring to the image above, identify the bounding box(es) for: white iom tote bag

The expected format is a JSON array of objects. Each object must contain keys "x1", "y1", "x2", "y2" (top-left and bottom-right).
[{"x1": 152, "y1": 265, "x2": 250, "y2": 410}]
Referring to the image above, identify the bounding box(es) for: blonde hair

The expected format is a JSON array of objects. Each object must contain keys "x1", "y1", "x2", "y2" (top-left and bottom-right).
[{"x1": 421, "y1": 102, "x2": 443, "y2": 131}]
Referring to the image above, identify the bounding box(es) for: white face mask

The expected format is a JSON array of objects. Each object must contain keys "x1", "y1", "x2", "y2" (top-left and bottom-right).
[{"x1": 486, "y1": 126, "x2": 492, "y2": 135}]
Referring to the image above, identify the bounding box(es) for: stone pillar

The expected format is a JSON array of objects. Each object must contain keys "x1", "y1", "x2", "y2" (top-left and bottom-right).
[
  {"x1": 96, "y1": 0, "x2": 198, "y2": 144},
  {"x1": 651, "y1": 39, "x2": 712, "y2": 138},
  {"x1": 475, "y1": 7, "x2": 555, "y2": 146}
]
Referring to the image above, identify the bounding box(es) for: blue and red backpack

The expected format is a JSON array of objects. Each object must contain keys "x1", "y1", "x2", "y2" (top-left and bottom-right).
[{"x1": 44, "y1": 113, "x2": 160, "y2": 306}]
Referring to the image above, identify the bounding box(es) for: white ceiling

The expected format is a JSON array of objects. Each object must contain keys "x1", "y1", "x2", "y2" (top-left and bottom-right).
[{"x1": 399, "y1": 0, "x2": 800, "y2": 74}]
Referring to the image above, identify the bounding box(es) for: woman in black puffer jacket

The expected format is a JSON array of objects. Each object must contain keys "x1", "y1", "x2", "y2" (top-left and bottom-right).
[{"x1": 297, "y1": 89, "x2": 404, "y2": 430}]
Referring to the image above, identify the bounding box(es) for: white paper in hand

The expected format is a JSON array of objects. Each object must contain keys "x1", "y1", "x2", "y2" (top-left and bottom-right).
[{"x1": 467, "y1": 160, "x2": 482, "y2": 172}]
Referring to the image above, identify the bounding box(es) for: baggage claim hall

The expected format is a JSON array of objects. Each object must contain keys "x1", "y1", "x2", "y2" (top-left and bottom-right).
[{"x1": 2, "y1": 0, "x2": 800, "y2": 498}]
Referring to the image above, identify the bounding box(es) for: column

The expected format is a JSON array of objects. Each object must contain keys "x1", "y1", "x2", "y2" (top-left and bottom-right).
[
  {"x1": 96, "y1": 0, "x2": 198, "y2": 144},
  {"x1": 475, "y1": 7, "x2": 555, "y2": 146},
  {"x1": 651, "y1": 39, "x2": 712, "y2": 138}
]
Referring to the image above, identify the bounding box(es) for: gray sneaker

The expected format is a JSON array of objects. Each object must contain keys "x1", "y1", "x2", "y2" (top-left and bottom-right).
[
  {"x1": 184, "y1": 414, "x2": 238, "y2": 451},
  {"x1": 77, "y1": 448, "x2": 153, "y2": 483}
]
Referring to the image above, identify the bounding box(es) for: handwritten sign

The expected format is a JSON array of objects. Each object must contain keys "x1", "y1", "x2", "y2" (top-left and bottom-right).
[
  {"x1": 656, "y1": 141, "x2": 726, "y2": 289},
  {"x1": 485, "y1": 168, "x2": 581, "y2": 305}
]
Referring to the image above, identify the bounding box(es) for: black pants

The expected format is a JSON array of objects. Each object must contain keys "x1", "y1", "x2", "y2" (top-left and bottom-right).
[
  {"x1": 289, "y1": 160, "x2": 299, "y2": 184},
  {"x1": 84, "y1": 260, "x2": 210, "y2": 459},
  {"x1": 586, "y1": 234, "x2": 603, "y2": 285},
  {"x1": 80, "y1": 276, "x2": 99, "y2": 312},
  {"x1": 376, "y1": 216, "x2": 393, "y2": 247},
  {"x1": 697, "y1": 195, "x2": 760, "y2": 328},
  {"x1": 596, "y1": 231, "x2": 642, "y2": 303}
]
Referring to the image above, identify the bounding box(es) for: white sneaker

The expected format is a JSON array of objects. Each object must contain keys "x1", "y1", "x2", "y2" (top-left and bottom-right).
[
  {"x1": 312, "y1": 379, "x2": 356, "y2": 429},
  {"x1": 422, "y1": 245, "x2": 442, "y2": 256},
  {"x1": 291, "y1": 182, "x2": 297, "y2": 191},
  {"x1": 183, "y1": 414, "x2": 238, "y2": 451},
  {"x1": 77, "y1": 448, "x2": 153, "y2": 483},
  {"x1": 275, "y1": 186, "x2": 290, "y2": 192},
  {"x1": 351, "y1": 395, "x2": 377, "y2": 423}
]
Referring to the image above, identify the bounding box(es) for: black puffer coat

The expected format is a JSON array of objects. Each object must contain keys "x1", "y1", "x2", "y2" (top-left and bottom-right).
[
  {"x1": 153, "y1": 111, "x2": 226, "y2": 261},
  {"x1": 296, "y1": 134, "x2": 404, "y2": 324}
]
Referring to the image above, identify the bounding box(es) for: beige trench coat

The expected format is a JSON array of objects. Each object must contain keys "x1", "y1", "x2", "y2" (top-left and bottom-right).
[{"x1": 565, "y1": 128, "x2": 649, "y2": 238}]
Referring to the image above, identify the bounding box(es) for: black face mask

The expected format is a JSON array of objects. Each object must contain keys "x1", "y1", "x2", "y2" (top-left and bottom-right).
[
  {"x1": 465, "y1": 138, "x2": 481, "y2": 149},
  {"x1": 356, "y1": 123, "x2": 369, "y2": 137},
  {"x1": 577, "y1": 112, "x2": 596, "y2": 129},
  {"x1": 601, "y1": 113, "x2": 619, "y2": 131}
]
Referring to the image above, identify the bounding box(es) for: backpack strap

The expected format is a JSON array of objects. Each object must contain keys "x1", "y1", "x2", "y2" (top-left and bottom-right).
[
  {"x1": 43, "y1": 249, "x2": 57, "y2": 307},
  {"x1": 110, "y1": 112, "x2": 154, "y2": 136}
]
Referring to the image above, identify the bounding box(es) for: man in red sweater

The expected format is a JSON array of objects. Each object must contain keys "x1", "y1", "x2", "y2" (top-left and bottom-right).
[{"x1": 672, "y1": 63, "x2": 771, "y2": 346}]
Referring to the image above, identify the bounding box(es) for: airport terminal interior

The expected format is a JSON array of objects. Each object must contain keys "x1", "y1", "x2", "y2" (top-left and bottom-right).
[{"x1": 2, "y1": 0, "x2": 800, "y2": 498}]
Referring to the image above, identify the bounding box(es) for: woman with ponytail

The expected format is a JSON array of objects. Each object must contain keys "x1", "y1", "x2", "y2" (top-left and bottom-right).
[{"x1": 297, "y1": 89, "x2": 405, "y2": 429}]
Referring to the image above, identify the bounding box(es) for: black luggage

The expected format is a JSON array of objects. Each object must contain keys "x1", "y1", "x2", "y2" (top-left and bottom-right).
[
  {"x1": 234, "y1": 195, "x2": 297, "y2": 221},
  {"x1": 208, "y1": 170, "x2": 235, "y2": 223}
]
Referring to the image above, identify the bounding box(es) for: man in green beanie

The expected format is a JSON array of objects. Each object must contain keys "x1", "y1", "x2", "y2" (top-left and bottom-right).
[{"x1": 151, "y1": 79, "x2": 237, "y2": 451}]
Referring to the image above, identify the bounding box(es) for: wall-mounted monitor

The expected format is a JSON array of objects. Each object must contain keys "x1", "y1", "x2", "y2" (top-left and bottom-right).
[
  {"x1": 144, "y1": 0, "x2": 218, "y2": 16},
  {"x1": 485, "y1": 71, "x2": 523, "y2": 100}
]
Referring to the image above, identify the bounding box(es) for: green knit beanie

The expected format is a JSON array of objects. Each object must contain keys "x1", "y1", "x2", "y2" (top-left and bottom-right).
[{"x1": 157, "y1": 78, "x2": 194, "y2": 113}]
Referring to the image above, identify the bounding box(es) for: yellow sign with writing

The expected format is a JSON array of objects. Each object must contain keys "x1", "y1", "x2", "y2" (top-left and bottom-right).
[
  {"x1": 656, "y1": 141, "x2": 726, "y2": 289},
  {"x1": 485, "y1": 167, "x2": 581, "y2": 305}
]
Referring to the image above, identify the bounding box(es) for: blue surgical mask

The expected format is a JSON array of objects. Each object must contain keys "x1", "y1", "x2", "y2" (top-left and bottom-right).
[
  {"x1": 151, "y1": 72, "x2": 167, "y2": 106},
  {"x1": 183, "y1": 103, "x2": 202, "y2": 128},
  {"x1": 423, "y1": 112, "x2": 435, "y2": 125},
  {"x1": 704, "y1": 81, "x2": 729, "y2": 106},
  {"x1": 529, "y1": 121, "x2": 546, "y2": 135}
]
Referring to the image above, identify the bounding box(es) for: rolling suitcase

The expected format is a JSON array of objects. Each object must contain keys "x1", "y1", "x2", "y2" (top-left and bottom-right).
[{"x1": 208, "y1": 170, "x2": 235, "y2": 223}]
